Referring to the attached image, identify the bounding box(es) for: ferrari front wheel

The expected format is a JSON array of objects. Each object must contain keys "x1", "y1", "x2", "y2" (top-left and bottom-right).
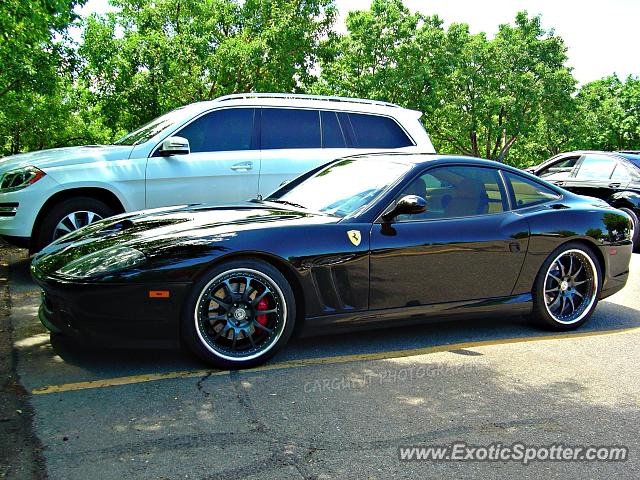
[
  {"x1": 531, "y1": 242, "x2": 601, "y2": 330},
  {"x1": 181, "y1": 259, "x2": 296, "y2": 369}
]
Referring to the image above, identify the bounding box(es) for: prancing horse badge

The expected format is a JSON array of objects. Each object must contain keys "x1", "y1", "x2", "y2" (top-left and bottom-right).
[{"x1": 347, "y1": 230, "x2": 361, "y2": 246}]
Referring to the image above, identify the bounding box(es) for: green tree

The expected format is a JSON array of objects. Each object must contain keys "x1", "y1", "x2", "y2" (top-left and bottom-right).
[
  {"x1": 80, "y1": 0, "x2": 337, "y2": 135},
  {"x1": 316, "y1": 1, "x2": 576, "y2": 166},
  {"x1": 0, "y1": 0, "x2": 89, "y2": 154},
  {"x1": 427, "y1": 12, "x2": 576, "y2": 164},
  {"x1": 0, "y1": 0, "x2": 84, "y2": 99},
  {"x1": 573, "y1": 75, "x2": 640, "y2": 151}
]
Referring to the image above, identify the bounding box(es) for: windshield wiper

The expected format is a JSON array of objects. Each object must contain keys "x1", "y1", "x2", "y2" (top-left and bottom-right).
[{"x1": 267, "y1": 199, "x2": 307, "y2": 209}]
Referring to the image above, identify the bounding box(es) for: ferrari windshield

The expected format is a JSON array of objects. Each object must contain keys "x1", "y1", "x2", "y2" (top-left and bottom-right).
[
  {"x1": 270, "y1": 158, "x2": 411, "y2": 217},
  {"x1": 113, "y1": 108, "x2": 188, "y2": 146}
]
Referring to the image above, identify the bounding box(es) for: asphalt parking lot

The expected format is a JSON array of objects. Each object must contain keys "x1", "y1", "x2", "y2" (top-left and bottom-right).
[{"x1": 2, "y1": 246, "x2": 639, "y2": 479}]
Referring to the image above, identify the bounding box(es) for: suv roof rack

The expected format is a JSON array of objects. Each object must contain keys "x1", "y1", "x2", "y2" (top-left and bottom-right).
[{"x1": 216, "y1": 92, "x2": 402, "y2": 109}]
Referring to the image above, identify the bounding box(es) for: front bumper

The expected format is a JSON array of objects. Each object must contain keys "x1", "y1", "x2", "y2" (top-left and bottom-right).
[
  {"x1": 0, "y1": 175, "x2": 61, "y2": 238},
  {"x1": 34, "y1": 273, "x2": 192, "y2": 348}
]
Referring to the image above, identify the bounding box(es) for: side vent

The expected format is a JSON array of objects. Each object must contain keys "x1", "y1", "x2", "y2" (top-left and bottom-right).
[{"x1": 311, "y1": 266, "x2": 355, "y2": 312}]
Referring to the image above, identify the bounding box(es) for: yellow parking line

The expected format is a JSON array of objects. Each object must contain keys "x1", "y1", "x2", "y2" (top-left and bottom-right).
[{"x1": 31, "y1": 326, "x2": 640, "y2": 395}]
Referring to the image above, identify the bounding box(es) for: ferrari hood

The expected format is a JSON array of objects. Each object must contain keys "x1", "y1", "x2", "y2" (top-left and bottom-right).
[
  {"x1": 32, "y1": 202, "x2": 338, "y2": 275},
  {"x1": 0, "y1": 145, "x2": 135, "y2": 174}
]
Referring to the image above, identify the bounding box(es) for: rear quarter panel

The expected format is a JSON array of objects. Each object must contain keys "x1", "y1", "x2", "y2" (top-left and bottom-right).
[{"x1": 513, "y1": 203, "x2": 633, "y2": 296}]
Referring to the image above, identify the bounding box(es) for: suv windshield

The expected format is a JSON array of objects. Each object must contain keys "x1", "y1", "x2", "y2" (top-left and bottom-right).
[
  {"x1": 114, "y1": 108, "x2": 187, "y2": 146},
  {"x1": 268, "y1": 158, "x2": 411, "y2": 217}
]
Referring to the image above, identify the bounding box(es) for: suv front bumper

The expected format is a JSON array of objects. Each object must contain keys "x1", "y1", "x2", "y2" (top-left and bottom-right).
[{"x1": 0, "y1": 175, "x2": 60, "y2": 240}]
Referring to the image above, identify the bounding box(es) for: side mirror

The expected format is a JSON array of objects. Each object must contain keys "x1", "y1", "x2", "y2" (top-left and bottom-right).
[
  {"x1": 160, "y1": 136, "x2": 190, "y2": 156},
  {"x1": 382, "y1": 195, "x2": 427, "y2": 222}
]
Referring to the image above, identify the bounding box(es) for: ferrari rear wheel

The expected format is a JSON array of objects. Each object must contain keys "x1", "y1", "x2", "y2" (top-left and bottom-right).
[
  {"x1": 531, "y1": 243, "x2": 601, "y2": 330},
  {"x1": 181, "y1": 259, "x2": 296, "y2": 368}
]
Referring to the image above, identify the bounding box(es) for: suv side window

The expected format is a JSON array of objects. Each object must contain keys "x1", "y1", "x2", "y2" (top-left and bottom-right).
[
  {"x1": 504, "y1": 172, "x2": 561, "y2": 208},
  {"x1": 575, "y1": 155, "x2": 617, "y2": 180},
  {"x1": 321, "y1": 111, "x2": 348, "y2": 148},
  {"x1": 261, "y1": 108, "x2": 321, "y2": 149},
  {"x1": 395, "y1": 166, "x2": 507, "y2": 221},
  {"x1": 176, "y1": 108, "x2": 256, "y2": 153},
  {"x1": 537, "y1": 156, "x2": 579, "y2": 180},
  {"x1": 346, "y1": 113, "x2": 413, "y2": 148}
]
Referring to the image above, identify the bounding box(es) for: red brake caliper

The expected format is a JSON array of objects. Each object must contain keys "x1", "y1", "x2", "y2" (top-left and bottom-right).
[{"x1": 256, "y1": 297, "x2": 269, "y2": 326}]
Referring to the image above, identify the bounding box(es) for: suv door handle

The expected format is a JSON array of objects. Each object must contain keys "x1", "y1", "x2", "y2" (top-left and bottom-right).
[
  {"x1": 608, "y1": 182, "x2": 621, "y2": 188},
  {"x1": 553, "y1": 181, "x2": 565, "y2": 186},
  {"x1": 231, "y1": 161, "x2": 253, "y2": 171}
]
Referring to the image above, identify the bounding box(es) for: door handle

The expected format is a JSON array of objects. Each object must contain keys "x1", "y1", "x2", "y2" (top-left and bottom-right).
[
  {"x1": 231, "y1": 161, "x2": 253, "y2": 171},
  {"x1": 553, "y1": 181, "x2": 565, "y2": 186},
  {"x1": 608, "y1": 182, "x2": 621, "y2": 188}
]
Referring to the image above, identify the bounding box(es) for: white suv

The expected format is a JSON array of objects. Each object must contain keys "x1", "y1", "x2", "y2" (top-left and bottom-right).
[{"x1": 0, "y1": 93, "x2": 434, "y2": 251}]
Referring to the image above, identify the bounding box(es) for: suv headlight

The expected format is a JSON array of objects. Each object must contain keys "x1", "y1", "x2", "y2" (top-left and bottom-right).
[
  {"x1": 57, "y1": 246, "x2": 146, "y2": 279},
  {"x1": 0, "y1": 166, "x2": 46, "y2": 192}
]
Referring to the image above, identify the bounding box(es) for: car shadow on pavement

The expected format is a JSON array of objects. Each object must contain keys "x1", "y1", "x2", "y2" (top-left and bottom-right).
[{"x1": 34, "y1": 301, "x2": 640, "y2": 377}]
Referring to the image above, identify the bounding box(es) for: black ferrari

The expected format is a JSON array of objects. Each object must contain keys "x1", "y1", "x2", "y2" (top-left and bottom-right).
[{"x1": 31, "y1": 153, "x2": 633, "y2": 368}]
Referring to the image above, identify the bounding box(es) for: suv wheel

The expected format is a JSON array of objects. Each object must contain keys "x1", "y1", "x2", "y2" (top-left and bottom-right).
[{"x1": 33, "y1": 197, "x2": 114, "y2": 252}]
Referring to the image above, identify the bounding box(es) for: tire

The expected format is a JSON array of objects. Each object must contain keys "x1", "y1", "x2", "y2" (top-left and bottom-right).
[
  {"x1": 180, "y1": 258, "x2": 297, "y2": 369},
  {"x1": 32, "y1": 197, "x2": 115, "y2": 252},
  {"x1": 619, "y1": 208, "x2": 639, "y2": 252},
  {"x1": 531, "y1": 242, "x2": 602, "y2": 330}
]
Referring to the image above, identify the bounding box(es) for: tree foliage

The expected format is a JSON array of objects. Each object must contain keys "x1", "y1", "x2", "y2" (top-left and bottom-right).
[
  {"x1": 573, "y1": 75, "x2": 640, "y2": 151},
  {"x1": 79, "y1": 0, "x2": 336, "y2": 134},
  {"x1": 316, "y1": 2, "x2": 578, "y2": 166},
  {"x1": 1, "y1": 0, "x2": 639, "y2": 166}
]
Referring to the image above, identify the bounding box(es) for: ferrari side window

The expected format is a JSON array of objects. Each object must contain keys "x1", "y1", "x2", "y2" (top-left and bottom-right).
[
  {"x1": 396, "y1": 166, "x2": 506, "y2": 221},
  {"x1": 505, "y1": 173, "x2": 561, "y2": 208}
]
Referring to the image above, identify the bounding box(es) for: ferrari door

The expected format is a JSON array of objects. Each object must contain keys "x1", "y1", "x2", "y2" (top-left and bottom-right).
[{"x1": 369, "y1": 165, "x2": 530, "y2": 310}]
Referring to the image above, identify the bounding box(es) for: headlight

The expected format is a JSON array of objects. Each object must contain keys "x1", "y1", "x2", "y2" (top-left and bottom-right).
[
  {"x1": 0, "y1": 166, "x2": 46, "y2": 192},
  {"x1": 57, "y1": 246, "x2": 146, "y2": 279}
]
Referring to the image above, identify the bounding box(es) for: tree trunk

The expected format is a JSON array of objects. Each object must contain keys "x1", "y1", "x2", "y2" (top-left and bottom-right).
[
  {"x1": 497, "y1": 135, "x2": 518, "y2": 162},
  {"x1": 469, "y1": 130, "x2": 479, "y2": 157}
]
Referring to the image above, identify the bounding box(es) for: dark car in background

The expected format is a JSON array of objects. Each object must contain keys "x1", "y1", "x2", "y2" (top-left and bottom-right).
[{"x1": 528, "y1": 151, "x2": 640, "y2": 249}]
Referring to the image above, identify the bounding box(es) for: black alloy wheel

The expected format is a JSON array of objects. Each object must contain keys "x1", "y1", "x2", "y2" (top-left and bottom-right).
[
  {"x1": 532, "y1": 242, "x2": 601, "y2": 330},
  {"x1": 181, "y1": 259, "x2": 296, "y2": 368}
]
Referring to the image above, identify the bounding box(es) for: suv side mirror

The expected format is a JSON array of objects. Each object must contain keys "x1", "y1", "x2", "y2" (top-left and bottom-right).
[
  {"x1": 382, "y1": 195, "x2": 427, "y2": 222},
  {"x1": 160, "y1": 136, "x2": 190, "y2": 156}
]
